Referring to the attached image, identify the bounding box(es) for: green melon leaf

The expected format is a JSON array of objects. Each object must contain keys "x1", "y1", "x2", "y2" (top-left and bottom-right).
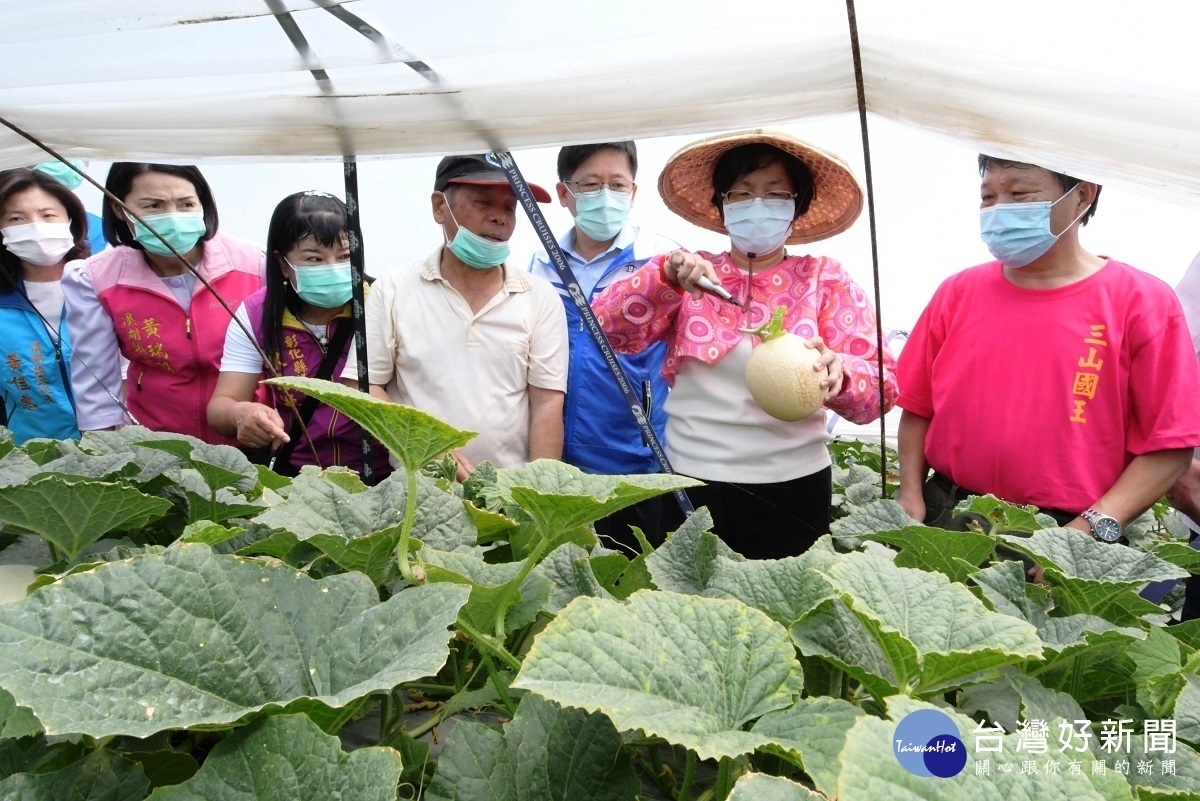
[
  {"x1": 136, "y1": 439, "x2": 258, "y2": 493},
  {"x1": 264, "y1": 377, "x2": 475, "y2": 471},
  {"x1": 513, "y1": 590, "x2": 802, "y2": 761},
  {"x1": 0, "y1": 543, "x2": 468, "y2": 738},
  {"x1": 150, "y1": 713, "x2": 403, "y2": 801},
  {"x1": 1000, "y1": 530, "x2": 1187, "y2": 585},
  {"x1": 860, "y1": 525, "x2": 995, "y2": 584},
  {"x1": 752, "y1": 695, "x2": 866, "y2": 795},
  {"x1": 0, "y1": 476, "x2": 172, "y2": 561},
  {"x1": 648, "y1": 527, "x2": 837, "y2": 627},
  {"x1": 425, "y1": 693, "x2": 639, "y2": 801},
  {"x1": 423, "y1": 547, "x2": 553, "y2": 633},
  {"x1": 830, "y1": 500, "x2": 917, "y2": 539},
  {"x1": 727, "y1": 773, "x2": 826, "y2": 801},
  {"x1": 0, "y1": 749, "x2": 149, "y2": 801}
]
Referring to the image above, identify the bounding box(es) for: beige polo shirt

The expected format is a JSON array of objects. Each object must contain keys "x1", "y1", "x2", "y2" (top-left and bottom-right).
[{"x1": 343, "y1": 246, "x2": 568, "y2": 468}]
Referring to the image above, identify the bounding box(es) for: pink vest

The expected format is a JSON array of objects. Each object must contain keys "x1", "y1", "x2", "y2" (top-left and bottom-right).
[
  {"x1": 89, "y1": 233, "x2": 263, "y2": 445},
  {"x1": 243, "y1": 287, "x2": 391, "y2": 477}
]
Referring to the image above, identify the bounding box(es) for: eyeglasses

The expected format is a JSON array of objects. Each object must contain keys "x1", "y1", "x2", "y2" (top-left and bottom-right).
[
  {"x1": 564, "y1": 179, "x2": 634, "y2": 196},
  {"x1": 721, "y1": 190, "x2": 798, "y2": 204}
]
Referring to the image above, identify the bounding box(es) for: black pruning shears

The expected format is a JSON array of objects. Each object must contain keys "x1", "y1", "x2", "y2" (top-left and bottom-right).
[{"x1": 696, "y1": 275, "x2": 752, "y2": 311}]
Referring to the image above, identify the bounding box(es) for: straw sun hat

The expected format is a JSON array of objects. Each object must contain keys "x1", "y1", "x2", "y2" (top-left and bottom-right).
[{"x1": 657, "y1": 129, "x2": 864, "y2": 245}]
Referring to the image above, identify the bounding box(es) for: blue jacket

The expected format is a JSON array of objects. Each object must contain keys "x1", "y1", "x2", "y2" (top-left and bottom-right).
[
  {"x1": 528, "y1": 227, "x2": 677, "y2": 474},
  {"x1": 0, "y1": 280, "x2": 79, "y2": 443}
]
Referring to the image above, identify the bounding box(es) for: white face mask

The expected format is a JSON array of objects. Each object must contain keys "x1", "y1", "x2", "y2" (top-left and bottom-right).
[
  {"x1": 1, "y1": 222, "x2": 75, "y2": 267},
  {"x1": 722, "y1": 197, "x2": 795, "y2": 257}
]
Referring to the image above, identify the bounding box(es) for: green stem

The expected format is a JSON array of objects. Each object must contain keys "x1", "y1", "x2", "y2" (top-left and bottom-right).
[
  {"x1": 479, "y1": 650, "x2": 518, "y2": 716},
  {"x1": 715, "y1": 757, "x2": 736, "y2": 801},
  {"x1": 395, "y1": 467, "x2": 419, "y2": 584},
  {"x1": 457, "y1": 618, "x2": 523, "y2": 672},
  {"x1": 646, "y1": 744, "x2": 676, "y2": 798},
  {"x1": 491, "y1": 536, "x2": 550, "y2": 640},
  {"x1": 404, "y1": 682, "x2": 457, "y2": 695},
  {"x1": 678, "y1": 750, "x2": 697, "y2": 801}
]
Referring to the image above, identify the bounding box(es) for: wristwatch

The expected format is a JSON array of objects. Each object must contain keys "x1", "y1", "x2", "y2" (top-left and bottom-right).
[{"x1": 1080, "y1": 509, "x2": 1123, "y2": 543}]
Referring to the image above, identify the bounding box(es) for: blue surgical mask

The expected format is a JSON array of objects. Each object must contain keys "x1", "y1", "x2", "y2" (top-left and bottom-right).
[
  {"x1": 441, "y1": 196, "x2": 509, "y2": 269},
  {"x1": 128, "y1": 211, "x2": 207, "y2": 256},
  {"x1": 979, "y1": 186, "x2": 1087, "y2": 268},
  {"x1": 287, "y1": 259, "x2": 354, "y2": 308},
  {"x1": 572, "y1": 187, "x2": 631, "y2": 242},
  {"x1": 722, "y1": 197, "x2": 795, "y2": 257},
  {"x1": 35, "y1": 160, "x2": 87, "y2": 191}
]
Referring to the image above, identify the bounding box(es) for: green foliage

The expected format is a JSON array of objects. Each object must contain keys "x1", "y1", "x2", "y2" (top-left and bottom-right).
[{"x1": 0, "y1": 407, "x2": 1197, "y2": 800}]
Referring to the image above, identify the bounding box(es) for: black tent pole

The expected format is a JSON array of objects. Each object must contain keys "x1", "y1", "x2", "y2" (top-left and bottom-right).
[{"x1": 343, "y1": 160, "x2": 375, "y2": 485}]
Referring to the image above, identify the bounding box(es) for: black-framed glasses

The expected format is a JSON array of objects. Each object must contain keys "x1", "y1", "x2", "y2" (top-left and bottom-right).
[
  {"x1": 564, "y1": 179, "x2": 634, "y2": 196},
  {"x1": 721, "y1": 190, "x2": 797, "y2": 204}
]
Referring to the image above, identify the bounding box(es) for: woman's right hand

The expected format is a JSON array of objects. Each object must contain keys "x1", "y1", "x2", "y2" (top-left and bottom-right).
[
  {"x1": 663, "y1": 249, "x2": 720, "y2": 301},
  {"x1": 897, "y1": 489, "x2": 926, "y2": 524},
  {"x1": 233, "y1": 402, "x2": 289, "y2": 450}
]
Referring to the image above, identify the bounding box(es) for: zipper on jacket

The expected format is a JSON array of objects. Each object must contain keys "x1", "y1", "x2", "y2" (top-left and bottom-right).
[
  {"x1": 136, "y1": 370, "x2": 144, "y2": 391},
  {"x1": 185, "y1": 317, "x2": 192, "y2": 339}
]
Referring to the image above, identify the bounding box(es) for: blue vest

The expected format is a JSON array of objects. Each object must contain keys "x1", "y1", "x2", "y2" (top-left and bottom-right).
[
  {"x1": 529, "y1": 230, "x2": 677, "y2": 475},
  {"x1": 0, "y1": 281, "x2": 79, "y2": 443}
]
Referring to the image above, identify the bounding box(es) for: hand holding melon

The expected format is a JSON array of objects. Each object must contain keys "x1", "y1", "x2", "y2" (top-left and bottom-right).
[{"x1": 739, "y1": 306, "x2": 844, "y2": 421}]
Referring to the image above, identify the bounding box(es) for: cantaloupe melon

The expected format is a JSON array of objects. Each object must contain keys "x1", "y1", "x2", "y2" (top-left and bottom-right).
[{"x1": 740, "y1": 307, "x2": 829, "y2": 422}]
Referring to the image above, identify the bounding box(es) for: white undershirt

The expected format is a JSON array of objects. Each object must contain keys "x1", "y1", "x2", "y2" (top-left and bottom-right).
[
  {"x1": 220, "y1": 305, "x2": 266, "y2": 373},
  {"x1": 663, "y1": 338, "x2": 831, "y2": 483},
  {"x1": 23, "y1": 279, "x2": 64, "y2": 343}
]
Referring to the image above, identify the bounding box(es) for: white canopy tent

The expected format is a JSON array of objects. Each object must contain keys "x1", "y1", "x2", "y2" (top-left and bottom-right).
[{"x1": 2, "y1": 0, "x2": 1198, "y2": 210}]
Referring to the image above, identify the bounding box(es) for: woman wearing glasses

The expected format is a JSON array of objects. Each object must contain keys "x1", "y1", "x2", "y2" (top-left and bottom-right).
[{"x1": 593, "y1": 130, "x2": 898, "y2": 558}]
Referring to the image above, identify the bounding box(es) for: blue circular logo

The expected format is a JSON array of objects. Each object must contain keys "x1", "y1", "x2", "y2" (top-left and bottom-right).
[{"x1": 893, "y1": 709, "x2": 967, "y2": 778}]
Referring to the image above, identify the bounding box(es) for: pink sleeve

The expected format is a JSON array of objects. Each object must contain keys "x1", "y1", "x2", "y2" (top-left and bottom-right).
[
  {"x1": 815, "y1": 261, "x2": 899, "y2": 424},
  {"x1": 591, "y1": 254, "x2": 685, "y2": 355},
  {"x1": 1126, "y1": 303, "x2": 1200, "y2": 454}
]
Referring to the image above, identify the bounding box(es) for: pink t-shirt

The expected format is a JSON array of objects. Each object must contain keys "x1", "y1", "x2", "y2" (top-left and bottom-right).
[{"x1": 897, "y1": 259, "x2": 1200, "y2": 513}]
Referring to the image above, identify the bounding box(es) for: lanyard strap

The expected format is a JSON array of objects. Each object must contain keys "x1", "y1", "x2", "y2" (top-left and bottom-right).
[{"x1": 487, "y1": 152, "x2": 693, "y2": 516}]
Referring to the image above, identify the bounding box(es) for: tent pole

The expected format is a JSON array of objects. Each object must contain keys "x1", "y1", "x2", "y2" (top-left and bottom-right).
[
  {"x1": 844, "y1": 0, "x2": 891, "y2": 497},
  {"x1": 343, "y1": 159, "x2": 375, "y2": 485}
]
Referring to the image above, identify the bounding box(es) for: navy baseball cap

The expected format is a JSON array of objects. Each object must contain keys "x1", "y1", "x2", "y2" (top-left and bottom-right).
[{"x1": 434, "y1": 154, "x2": 551, "y2": 203}]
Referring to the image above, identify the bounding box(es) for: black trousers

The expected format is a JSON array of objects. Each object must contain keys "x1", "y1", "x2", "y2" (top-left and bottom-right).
[{"x1": 660, "y1": 467, "x2": 832, "y2": 560}]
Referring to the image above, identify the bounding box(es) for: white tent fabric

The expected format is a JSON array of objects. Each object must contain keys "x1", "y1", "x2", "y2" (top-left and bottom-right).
[{"x1": 2, "y1": 0, "x2": 1198, "y2": 206}]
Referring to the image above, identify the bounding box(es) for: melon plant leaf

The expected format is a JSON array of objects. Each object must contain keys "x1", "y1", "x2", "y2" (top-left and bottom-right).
[
  {"x1": 1000, "y1": 529, "x2": 1187, "y2": 585},
  {"x1": 177, "y1": 470, "x2": 264, "y2": 523},
  {"x1": 425, "y1": 694, "x2": 639, "y2": 801},
  {"x1": 958, "y1": 669, "x2": 1090, "y2": 737},
  {"x1": 0, "y1": 427, "x2": 11, "y2": 459},
  {"x1": 954, "y1": 494, "x2": 1055, "y2": 533},
  {"x1": 752, "y1": 695, "x2": 866, "y2": 796},
  {"x1": 37, "y1": 444, "x2": 142, "y2": 482},
  {"x1": 533, "y1": 543, "x2": 617, "y2": 615},
  {"x1": 1154, "y1": 542, "x2": 1200, "y2": 574},
  {"x1": 264, "y1": 376, "x2": 476, "y2": 471},
  {"x1": 513, "y1": 590, "x2": 802, "y2": 761},
  {"x1": 137, "y1": 439, "x2": 258, "y2": 493},
  {"x1": 791, "y1": 596, "x2": 917, "y2": 699},
  {"x1": 815, "y1": 552, "x2": 1044, "y2": 694},
  {"x1": 830, "y1": 499, "x2": 916, "y2": 539},
  {"x1": 464, "y1": 500, "x2": 518, "y2": 544},
  {"x1": 648, "y1": 527, "x2": 837, "y2": 626},
  {"x1": 0, "y1": 476, "x2": 172, "y2": 561},
  {"x1": 0, "y1": 749, "x2": 149, "y2": 801},
  {"x1": 0, "y1": 543, "x2": 468, "y2": 738},
  {"x1": 1175, "y1": 674, "x2": 1200, "y2": 746},
  {"x1": 0, "y1": 450, "x2": 41, "y2": 487},
  {"x1": 727, "y1": 773, "x2": 826, "y2": 801},
  {"x1": 423, "y1": 547, "x2": 553, "y2": 633},
  {"x1": 0, "y1": 687, "x2": 41, "y2": 740},
  {"x1": 860, "y1": 526, "x2": 995, "y2": 584},
  {"x1": 150, "y1": 713, "x2": 403, "y2": 801}
]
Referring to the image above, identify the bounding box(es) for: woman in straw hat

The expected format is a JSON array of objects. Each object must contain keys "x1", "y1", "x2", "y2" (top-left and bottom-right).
[{"x1": 593, "y1": 130, "x2": 898, "y2": 558}]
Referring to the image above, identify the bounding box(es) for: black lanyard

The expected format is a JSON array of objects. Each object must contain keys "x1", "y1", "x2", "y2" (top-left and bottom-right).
[{"x1": 487, "y1": 152, "x2": 693, "y2": 517}]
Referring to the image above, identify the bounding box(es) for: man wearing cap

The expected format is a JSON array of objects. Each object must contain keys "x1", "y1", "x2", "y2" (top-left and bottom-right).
[
  {"x1": 527, "y1": 142, "x2": 679, "y2": 549},
  {"x1": 345, "y1": 154, "x2": 568, "y2": 475},
  {"x1": 896, "y1": 156, "x2": 1200, "y2": 556}
]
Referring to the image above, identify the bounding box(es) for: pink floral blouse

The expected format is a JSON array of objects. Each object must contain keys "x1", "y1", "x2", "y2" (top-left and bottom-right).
[{"x1": 592, "y1": 250, "x2": 898, "y2": 424}]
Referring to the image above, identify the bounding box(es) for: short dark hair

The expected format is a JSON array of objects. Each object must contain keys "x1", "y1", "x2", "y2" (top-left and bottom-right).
[
  {"x1": 0, "y1": 167, "x2": 90, "y2": 293},
  {"x1": 557, "y1": 142, "x2": 638, "y2": 182},
  {"x1": 261, "y1": 191, "x2": 351, "y2": 367},
  {"x1": 977, "y1": 155, "x2": 1101, "y2": 225},
  {"x1": 101, "y1": 162, "x2": 219, "y2": 248},
  {"x1": 711, "y1": 144, "x2": 814, "y2": 220}
]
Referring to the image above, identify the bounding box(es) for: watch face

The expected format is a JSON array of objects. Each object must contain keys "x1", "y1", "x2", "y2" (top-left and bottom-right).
[{"x1": 1093, "y1": 516, "x2": 1123, "y2": 543}]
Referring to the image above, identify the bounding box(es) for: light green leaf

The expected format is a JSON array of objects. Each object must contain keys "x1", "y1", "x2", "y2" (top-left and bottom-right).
[
  {"x1": 648, "y1": 527, "x2": 836, "y2": 627},
  {"x1": 791, "y1": 597, "x2": 914, "y2": 700},
  {"x1": 0, "y1": 450, "x2": 41, "y2": 487},
  {"x1": 136, "y1": 439, "x2": 259, "y2": 494},
  {"x1": 860, "y1": 526, "x2": 995, "y2": 584},
  {"x1": 150, "y1": 713, "x2": 403, "y2": 801},
  {"x1": 1001, "y1": 529, "x2": 1187, "y2": 585},
  {"x1": 0, "y1": 543, "x2": 468, "y2": 738},
  {"x1": 0, "y1": 687, "x2": 42, "y2": 740},
  {"x1": 752, "y1": 695, "x2": 866, "y2": 795},
  {"x1": 1175, "y1": 674, "x2": 1200, "y2": 746},
  {"x1": 830, "y1": 500, "x2": 917, "y2": 539},
  {"x1": 727, "y1": 773, "x2": 825, "y2": 801},
  {"x1": 955, "y1": 494, "x2": 1056, "y2": 533},
  {"x1": 0, "y1": 477, "x2": 172, "y2": 561},
  {"x1": 425, "y1": 694, "x2": 639, "y2": 801},
  {"x1": 0, "y1": 749, "x2": 148, "y2": 801},
  {"x1": 424, "y1": 547, "x2": 553, "y2": 633},
  {"x1": 534, "y1": 543, "x2": 617, "y2": 615},
  {"x1": 177, "y1": 470, "x2": 265, "y2": 524},
  {"x1": 816, "y1": 552, "x2": 1044, "y2": 693},
  {"x1": 513, "y1": 590, "x2": 802, "y2": 761},
  {"x1": 264, "y1": 376, "x2": 475, "y2": 470},
  {"x1": 1153, "y1": 543, "x2": 1200, "y2": 574}
]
